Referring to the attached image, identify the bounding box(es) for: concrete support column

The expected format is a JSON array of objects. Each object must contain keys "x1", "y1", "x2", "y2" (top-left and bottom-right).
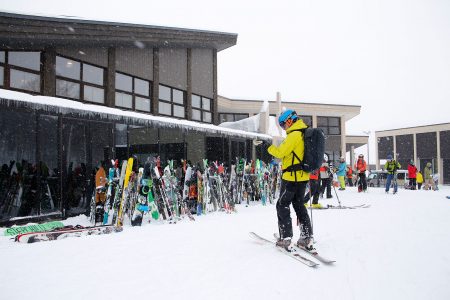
[
  {"x1": 413, "y1": 133, "x2": 417, "y2": 165},
  {"x1": 437, "y1": 131, "x2": 443, "y2": 183},
  {"x1": 351, "y1": 146, "x2": 355, "y2": 170},
  {"x1": 312, "y1": 115, "x2": 317, "y2": 128},
  {"x1": 375, "y1": 135, "x2": 379, "y2": 170},
  {"x1": 393, "y1": 135, "x2": 397, "y2": 158},
  {"x1": 340, "y1": 118, "x2": 346, "y2": 158}
]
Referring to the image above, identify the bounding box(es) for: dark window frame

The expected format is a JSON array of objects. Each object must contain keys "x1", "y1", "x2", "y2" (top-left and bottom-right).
[
  {"x1": 317, "y1": 116, "x2": 341, "y2": 135},
  {"x1": 158, "y1": 84, "x2": 186, "y2": 119},
  {"x1": 191, "y1": 94, "x2": 213, "y2": 123},
  {"x1": 218, "y1": 113, "x2": 250, "y2": 123},
  {"x1": 0, "y1": 50, "x2": 43, "y2": 94},
  {"x1": 55, "y1": 54, "x2": 106, "y2": 105},
  {"x1": 115, "y1": 71, "x2": 152, "y2": 112}
]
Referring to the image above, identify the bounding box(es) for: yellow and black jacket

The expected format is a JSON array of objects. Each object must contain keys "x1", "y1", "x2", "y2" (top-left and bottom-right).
[{"x1": 268, "y1": 120, "x2": 310, "y2": 182}]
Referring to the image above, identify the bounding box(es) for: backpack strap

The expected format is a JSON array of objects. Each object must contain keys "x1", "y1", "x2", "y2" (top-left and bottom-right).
[{"x1": 282, "y1": 128, "x2": 306, "y2": 181}]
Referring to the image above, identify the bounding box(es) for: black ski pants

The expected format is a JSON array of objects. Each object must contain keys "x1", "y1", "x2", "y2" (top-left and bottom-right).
[
  {"x1": 276, "y1": 180, "x2": 312, "y2": 240},
  {"x1": 320, "y1": 178, "x2": 332, "y2": 198},
  {"x1": 358, "y1": 173, "x2": 367, "y2": 191},
  {"x1": 303, "y1": 179, "x2": 320, "y2": 204}
]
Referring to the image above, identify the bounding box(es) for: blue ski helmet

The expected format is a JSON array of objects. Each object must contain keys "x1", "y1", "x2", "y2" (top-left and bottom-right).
[
  {"x1": 387, "y1": 154, "x2": 393, "y2": 160},
  {"x1": 278, "y1": 109, "x2": 298, "y2": 127}
]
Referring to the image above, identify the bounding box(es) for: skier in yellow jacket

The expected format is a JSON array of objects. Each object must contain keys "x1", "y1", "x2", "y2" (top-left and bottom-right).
[{"x1": 268, "y1": 109, "x2": 313, "y2": 251}]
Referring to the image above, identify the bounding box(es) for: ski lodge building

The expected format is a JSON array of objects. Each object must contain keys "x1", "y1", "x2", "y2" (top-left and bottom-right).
[
  {"x1": 0, "y1": 12, "x2": 364, "y2": 225},
  {"x1": 376, "y1": 123, "x2": 450, "y2": 185}
]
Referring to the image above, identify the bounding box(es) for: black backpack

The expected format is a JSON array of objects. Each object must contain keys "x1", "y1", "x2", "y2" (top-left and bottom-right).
[{"x1": 285, "y1": 127, "x2": 326, "y2": 173}]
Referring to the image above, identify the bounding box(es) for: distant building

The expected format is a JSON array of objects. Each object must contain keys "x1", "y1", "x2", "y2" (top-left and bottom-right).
[
  {"x1": 375, "y1": 123, "x2": 450, "y2": 184},
  {"x1": 218, "y1": 94, "x2": 366, "y2": 165}
]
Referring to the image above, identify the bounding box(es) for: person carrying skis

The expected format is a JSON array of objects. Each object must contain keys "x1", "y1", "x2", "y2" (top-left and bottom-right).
[
  {"x1": 384, "y1": 154, "x2": 401, "y2": 194},
  {"x1": 268, "y1": 109, "x2": 314, "y2": 251},
  {"x1": 337, "y1": 157, "x2": 347, "y2": 190},
  {"x1": 355, "y1": 154, "x2": 367, "y2": 192},
  {"x1": 407, "y1": 160, "x2": 417, "y2": 190}
]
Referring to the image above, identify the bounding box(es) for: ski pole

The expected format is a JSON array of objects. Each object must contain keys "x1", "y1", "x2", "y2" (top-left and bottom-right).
[{"x1": 332, "y1": 184, "x2": 342, "y2": 207}]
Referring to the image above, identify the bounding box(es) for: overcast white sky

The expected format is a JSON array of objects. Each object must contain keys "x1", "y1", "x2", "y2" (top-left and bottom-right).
[{"x1": 1, "y1": 0, "x2": 450, "y2": 161}]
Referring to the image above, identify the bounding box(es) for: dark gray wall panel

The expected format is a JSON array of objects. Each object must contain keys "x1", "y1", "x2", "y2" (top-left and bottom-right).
[
  {"x1": 378, "y1": 136, "x2": 393, "y2": 160},
  {"x1": 440, "y1": 130, "x2": 450, "y2": 159},
  {"x1": 325, "y1": 135, "x2": 341, "y2": 152},
  {"x1": 56, "y1": 47, "x2": 108, "y2": 67},
  {"x1": 417, "y1": 132, "x2": 437, "y2": 159},
  {"x1": 116, "y1": 47, "x2": 153, "y2": 80},
  {"x1": 191, "y1": 48, "x2": 213, "y2": 98},
  {"x1": 395, "y1": 134, "x2": 414, "y2": 162},
  {"x1": 159, "y1": 48, "x2": 187, "y2": 90}
]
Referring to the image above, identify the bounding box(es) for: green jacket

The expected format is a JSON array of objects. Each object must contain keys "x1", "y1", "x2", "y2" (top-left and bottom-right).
[
  {"x1": 267, "y1": 120, "x2": 310, "y2": 182},
  {"x1": 384, "y1": 160, "x2": 401, "y2": 174},
  {"x1": 424, "y1": 166, "x2": 432, "y2": 179}
]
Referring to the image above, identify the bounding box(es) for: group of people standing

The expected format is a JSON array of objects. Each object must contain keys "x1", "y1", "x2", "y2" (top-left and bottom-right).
[{"x1": 385, "y1": 155, "x2": 439, "y2": 192}]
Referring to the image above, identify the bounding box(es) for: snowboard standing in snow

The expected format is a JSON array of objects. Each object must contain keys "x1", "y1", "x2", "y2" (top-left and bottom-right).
[
  {"x1": 116, "y1": 157, "x2": 134, "y2": 227},
  {"x1": 89, "y1": 166, "x2": 107, "y2": 225},
  {"x1": 111, "y1": 160, "x2": 128, "y2": 226}
]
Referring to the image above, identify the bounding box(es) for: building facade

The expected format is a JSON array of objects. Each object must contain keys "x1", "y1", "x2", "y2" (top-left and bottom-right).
[
  {"x1": 0, "y1": 12, "x2": 269, "y2": 225},
  {"x1": 375, "y1": 123, "x2": 450, "y2": 184},
  {"x1": 218, "y1": 95, "x2": 364, "y2": 165}
]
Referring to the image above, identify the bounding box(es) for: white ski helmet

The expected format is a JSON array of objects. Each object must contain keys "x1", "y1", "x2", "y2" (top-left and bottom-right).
[{"x1": 323, "y1": 154, "x2": 329, "y2": 161}]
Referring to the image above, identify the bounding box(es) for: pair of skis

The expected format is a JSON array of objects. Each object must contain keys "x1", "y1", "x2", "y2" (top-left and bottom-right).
[{"x1": 250, "y1": 232, "x2": 336, "y2": 267}]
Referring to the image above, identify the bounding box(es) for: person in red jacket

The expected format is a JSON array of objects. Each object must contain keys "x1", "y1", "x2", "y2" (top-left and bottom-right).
[
  {"x1": 407, "y1": 160, "x2": 417, "y2": 190},
  {"x1": 354, "y1": 154, "x2": 367, "y2": 192},
  {"x1": 346, "y1": 165, "x2": 353, "y2": 187}
]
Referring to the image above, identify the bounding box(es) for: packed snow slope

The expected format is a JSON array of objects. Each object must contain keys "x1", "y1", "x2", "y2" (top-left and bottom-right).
[{"x1": 2, "y1": 187, "x2": 450, "y2": 300}]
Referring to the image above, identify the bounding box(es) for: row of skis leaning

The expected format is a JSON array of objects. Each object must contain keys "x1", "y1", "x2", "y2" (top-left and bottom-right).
[
  {"x1": 14, "y1": 157, "x2": 280, "y2": 243},
  {"x1": 92, "y1": 157, "x2": 280, "y2": 228}
]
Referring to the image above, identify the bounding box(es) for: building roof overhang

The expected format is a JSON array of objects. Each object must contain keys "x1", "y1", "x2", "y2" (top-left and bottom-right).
[{"x1": 0, "y1": 12, "x2": 237, "y2": 51}]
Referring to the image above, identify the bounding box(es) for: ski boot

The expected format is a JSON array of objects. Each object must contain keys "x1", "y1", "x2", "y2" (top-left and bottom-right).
[
  {"x1": 297, "y1": 236, "x2": 315, "y2": 252},
  {"x1": 276, "y1": 237, "x2": 293, "y2": 252}
]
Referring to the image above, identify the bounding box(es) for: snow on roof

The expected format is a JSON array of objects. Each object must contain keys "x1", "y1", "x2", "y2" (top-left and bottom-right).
[
  {"x1": 0, "y1": 89, "x2": 272, "y2": 140},
  {"x1": 219, "y1": 114, "x2": 260, "y2": 132}
]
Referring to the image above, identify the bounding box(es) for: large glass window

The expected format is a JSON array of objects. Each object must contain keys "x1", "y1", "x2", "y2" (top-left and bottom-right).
[
  {"x1": 158, "y1": 84, "x2": 185, "y2": 118},
  {"x1": 62, "y1": 118, "x2": 88, "y2": 215},
  {"x1": 192, "y1": 94, "x2": 213, "y2": 123},
  {"x1": 317, "y1": 116, "x2": 341, "y2": 135},
  {"x1": 300, "y1": 115, "x2": 313, "y2": 127},
  {"x1": 56, "y1": 56, "x2": 80, "y2": 80},
  {"x1": 10, "y1": 69, "x2": 40, "y2": 92},
  {"x1": 56, "y1": 55, "x2": 105, "y2": 104},
  {"x1": 0, "y1": 110, "x2": 37, "y2": 221},
  {"x1": 0, "y1": 51, "x2": 41, "y2": 93},
  {"x1": 115, "y1": 72, "x2": 152, "y2": 112},
  {"x1": 9, "y1": 51, "x2": 41, "y2": 71},
  {"x1": 38, "y1": 115, "x2": 60, "y2": 214},
  {"x1": 219, "y1": 113, "x2": 249, "y2": 123}
]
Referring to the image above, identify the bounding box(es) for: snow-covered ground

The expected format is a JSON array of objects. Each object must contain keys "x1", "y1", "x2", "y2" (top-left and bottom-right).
[{"x1": 2, "y1": 186, "x2": 450, "y2": 300}]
